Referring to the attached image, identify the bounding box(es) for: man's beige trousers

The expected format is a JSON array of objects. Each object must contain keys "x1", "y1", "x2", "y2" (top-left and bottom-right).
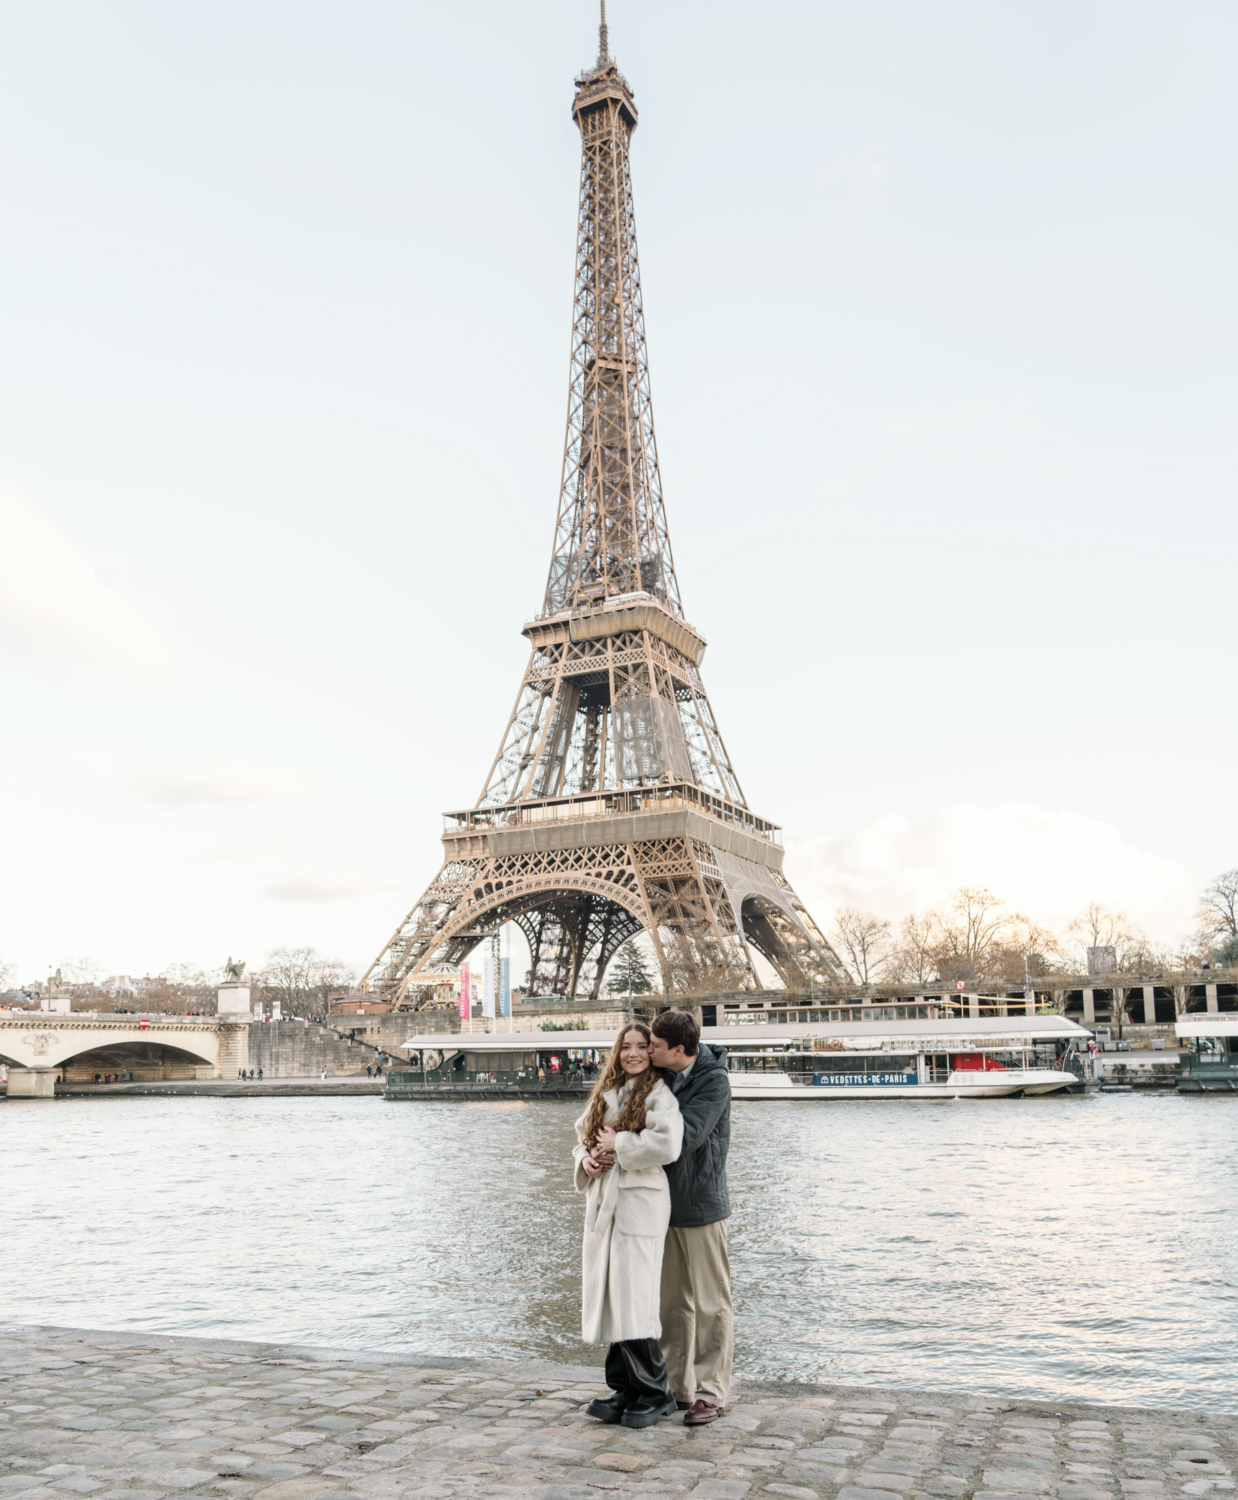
[{"x1": 658, "y1": 1221, "x2": 733, "y2": 1408}]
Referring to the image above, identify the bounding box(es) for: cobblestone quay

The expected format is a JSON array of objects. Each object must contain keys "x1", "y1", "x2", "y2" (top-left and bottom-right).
[{"x1": 1, "y1": 1329, "x2": 1232, "y2": 1500}]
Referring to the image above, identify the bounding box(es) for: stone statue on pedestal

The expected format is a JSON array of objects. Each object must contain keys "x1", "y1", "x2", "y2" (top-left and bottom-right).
[{"x1": 217, "y1": 958, "x2": 252, "y2": 1019}]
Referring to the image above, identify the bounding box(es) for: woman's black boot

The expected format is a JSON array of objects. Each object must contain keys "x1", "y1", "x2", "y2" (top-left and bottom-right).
[
  {"x1": 585, "y1": 1344, "x2": 629, "y2": 1423},
  {"x1": 617, "y1": 1339, "x2": 677, "y2": 1427}
]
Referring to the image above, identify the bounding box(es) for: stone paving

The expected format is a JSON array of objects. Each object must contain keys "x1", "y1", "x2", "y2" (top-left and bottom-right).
[{"x1": 1, "y1": 1328, "x2": 1233, "y2": 1500}]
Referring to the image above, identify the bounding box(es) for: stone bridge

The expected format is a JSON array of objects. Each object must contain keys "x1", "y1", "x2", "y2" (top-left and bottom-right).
[{"x1": 0, "y1": 1014, "x2": 250, "y2": 1097}]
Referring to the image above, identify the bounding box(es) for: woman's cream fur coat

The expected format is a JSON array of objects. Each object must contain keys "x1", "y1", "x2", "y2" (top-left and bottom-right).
[{"x1": 572, "y1": 1075, "x2": 683, "y2": 1345}]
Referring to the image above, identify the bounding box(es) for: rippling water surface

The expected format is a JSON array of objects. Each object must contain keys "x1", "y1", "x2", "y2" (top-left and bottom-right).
[{"x1": 4, "y1": 1092, "x2": 1236, "y2": 1409}]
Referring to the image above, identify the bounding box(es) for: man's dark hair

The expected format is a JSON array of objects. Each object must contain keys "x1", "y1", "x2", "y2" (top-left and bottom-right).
[{"x1": 652, "y1": 1010, "x2": 700, "y2": 1056}]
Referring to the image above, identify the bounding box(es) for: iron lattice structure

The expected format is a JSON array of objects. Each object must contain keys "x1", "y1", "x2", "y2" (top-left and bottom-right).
[{"x1": 365, "y1": 14, "x2": 844, "y2": 1006}]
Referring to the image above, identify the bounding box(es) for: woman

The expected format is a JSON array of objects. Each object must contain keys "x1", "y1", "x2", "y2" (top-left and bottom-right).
[{"x1": 573, "y1": 1023, "x2": 683, "y2": 1428}]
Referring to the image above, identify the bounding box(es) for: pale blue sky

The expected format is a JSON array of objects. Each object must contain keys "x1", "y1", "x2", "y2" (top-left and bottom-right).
[{"x1": 1, "y1": 1, "x2": 1234, "y2": 981}]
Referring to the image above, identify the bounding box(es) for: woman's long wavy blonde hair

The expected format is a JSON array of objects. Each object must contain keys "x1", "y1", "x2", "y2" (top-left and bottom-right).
[{"x1": 581, "y1": 1023, "x2": 662, "y2": 1149}]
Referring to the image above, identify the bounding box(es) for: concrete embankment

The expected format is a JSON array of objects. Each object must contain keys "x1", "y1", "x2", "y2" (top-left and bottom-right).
[
  {"x1": 385, "y1": 1078, "x2": 589, "y2": 1101},
  {"x1": 245, "y1": 1019, "x2": 395, "y2": 1078},
  {"x1": 49, "y1": 1077, "x2": 384, "y2": 1098},
  {"x1": 1, "y1": 1323, "x2": 1232, "y2": 1500}
]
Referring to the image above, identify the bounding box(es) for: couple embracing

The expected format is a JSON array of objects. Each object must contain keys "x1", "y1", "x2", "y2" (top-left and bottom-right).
[{"x1": 571, "y1": 1011, "x2": 732, "y2": 1429}]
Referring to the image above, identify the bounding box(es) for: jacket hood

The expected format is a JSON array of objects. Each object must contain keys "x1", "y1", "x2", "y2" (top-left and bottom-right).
[{"x1": 692, "y1": 1041, "x2": 728, "y2": 1070}]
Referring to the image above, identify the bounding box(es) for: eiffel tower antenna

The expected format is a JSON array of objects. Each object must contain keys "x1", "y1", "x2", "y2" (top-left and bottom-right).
[{"x1": 362, "y1": 15, "x2": 844, "y2": 1008}]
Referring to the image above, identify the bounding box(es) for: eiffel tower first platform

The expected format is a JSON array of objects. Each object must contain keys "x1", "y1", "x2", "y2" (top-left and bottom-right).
[{"x1": 364, "y1": 8, "x2": 844, "y2": 1006}]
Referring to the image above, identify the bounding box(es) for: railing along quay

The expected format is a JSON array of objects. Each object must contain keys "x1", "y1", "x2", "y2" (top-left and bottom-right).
[{"x1": 384, "y1": 1076, "x2": 591, "y2": 1102}]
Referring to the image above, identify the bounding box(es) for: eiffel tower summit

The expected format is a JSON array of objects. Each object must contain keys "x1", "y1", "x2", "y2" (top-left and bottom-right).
[{"x1": 364, "y1": 6, "x2": 844, "y2": 1006}]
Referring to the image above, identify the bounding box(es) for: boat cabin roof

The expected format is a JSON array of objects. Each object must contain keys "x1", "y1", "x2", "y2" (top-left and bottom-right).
[
  {"x1": 400, "y1": 1016, "x2": 1090, "y2": 1052},
  {"x1": 1175, "y1": 1018, "x2": 1238, "y2": 1038}
]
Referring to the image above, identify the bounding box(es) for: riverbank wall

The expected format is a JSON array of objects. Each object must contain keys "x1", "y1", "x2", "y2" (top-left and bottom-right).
[
  {"x1": 52, "y1": 1076, "x2": 384, "y2": 1097},
  {"x1": 239, "y1": 1015, "x2": 451, "y2": 1078}
]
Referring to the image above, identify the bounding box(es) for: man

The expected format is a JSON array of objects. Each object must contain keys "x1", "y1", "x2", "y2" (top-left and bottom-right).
[{"x1": 648, "y1": 1010, "x2": 731, "y2": 1425}]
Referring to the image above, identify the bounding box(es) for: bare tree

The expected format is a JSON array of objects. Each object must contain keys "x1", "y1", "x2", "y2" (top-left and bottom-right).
[
  {"x1": 892, "y1": 911, "x2": 939, "y2": 985},
  {"x1": 1069, "y1": 902, "x2": 1129, "y2": 949},
  {"x1": 1109, "y1": 983, "x2": 1132, "y2": 1039},
  {"x1": 58, "y1": 956, "x2": 102, "y2": 984},
  {"x1": 831, "y1": 909, "x2": 895, "y2": 986},
  {"x1": 0, "y1": 957, "x2": 16, "y2": 992},
  {"x1": 1064, "y1": 903, "x2": 1145, "y2": 971},
  {"x1": 1043, "y1": 987, "x2": 1072, "y2": 1016},
  {"x1": 1197, "y1": 869, "x2": 1238, "y2": 941},
  {"x1": 257, "y1": 947, "x2": 355, "y2": 1017},
  {"x1": 931, "y1": 886, "x2": 1027, "y2": 984},
  {"x1": 1166, "y1": 934, "x2": 1208, "y2": 971},
  {"x1": 1172, "y1": 980, "x2": 1195, "y2": 1017},
  {"x1": 162, "y1": 963, "x2": 220, "y2": 1013}
]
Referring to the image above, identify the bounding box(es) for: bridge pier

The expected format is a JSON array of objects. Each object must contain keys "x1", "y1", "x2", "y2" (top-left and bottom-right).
[
  {"x1": 7, "y1": 1067, "x2": 57, "y2": 1098},
  {"x1": 216, "y1": 1022, "x2": 250, "y2": 1077}
]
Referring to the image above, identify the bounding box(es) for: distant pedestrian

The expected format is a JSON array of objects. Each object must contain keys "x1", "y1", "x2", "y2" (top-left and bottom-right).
[
  {"x1": 366, "y1": 1064, "x2": 372, "y2": 1077},
  {"x1": 321, "y1": 1066, "x2": 328, "y2": 1079},
  {"x1": 538, "y1": 1065, "x2": 546, "y2": 1083},
  {"x1": 238, "y1": 1068, "x2": 244, "y2": 1079},
  {"x1": 257, "y1": 1067, "x2": 263, "y2": 1081}
]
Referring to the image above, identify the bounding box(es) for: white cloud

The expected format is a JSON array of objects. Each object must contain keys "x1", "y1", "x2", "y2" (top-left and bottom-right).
[
  {"x1": 131, "y1": 759, "x2": 318, "y2": 806},
  {"x1": 786, "y1": 802, "x2": 1198, "y2": 939},
  {"x1": 0, "y1": 487, "x2": 170, "y2": 684},
  {"x1": 263, "y1": 879, "x2": 395, "y2": 903}
]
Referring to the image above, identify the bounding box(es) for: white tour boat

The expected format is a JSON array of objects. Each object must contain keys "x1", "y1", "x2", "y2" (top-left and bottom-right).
[{"x1": 718, "y1": 1015, "x2": 1091, "y2": 1099}]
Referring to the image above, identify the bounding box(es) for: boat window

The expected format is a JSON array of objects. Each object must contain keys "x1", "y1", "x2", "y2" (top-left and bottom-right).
[
  {"x1": 797, "y1": 1054, "x2": 913, "y2": 1074},
  {"x1": 948, "y1": 1049, "x2": 1026, "y2": 1073},
  {"x1": 466, "y1": 1051, "x2": 522, "y2": 1073},
  {"x1": 730, "y1": 1054, "x2": 792, "y2": 1071}
]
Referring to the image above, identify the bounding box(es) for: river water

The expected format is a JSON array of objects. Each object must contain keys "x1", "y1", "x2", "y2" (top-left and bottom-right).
[{"x1": 3, "y1": 1092, "x2": 1236, "y2": 1410}]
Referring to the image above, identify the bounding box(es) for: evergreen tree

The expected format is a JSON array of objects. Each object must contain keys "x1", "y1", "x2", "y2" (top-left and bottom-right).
[{"x1": 607, "y1": 941, "x2": 655, "y2": 996}]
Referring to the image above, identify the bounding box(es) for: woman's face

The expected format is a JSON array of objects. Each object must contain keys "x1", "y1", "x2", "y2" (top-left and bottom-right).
[{"x1": 619, "y1": 1029, "x2": 651, "y2": 1076}]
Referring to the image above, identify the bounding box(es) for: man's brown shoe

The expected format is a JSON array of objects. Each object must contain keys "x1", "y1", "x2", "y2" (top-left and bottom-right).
[{"x1": 683, "y1": 1400, "x2": 723, "y2": 1425}]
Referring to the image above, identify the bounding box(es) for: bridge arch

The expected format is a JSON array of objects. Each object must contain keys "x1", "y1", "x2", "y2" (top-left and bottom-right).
[
  {"x1": 56, "y1": 1039, "x2": 218, "y2": 1084},
  {"x1": 0, "y1": 1022, "x2": 219, "y2": 1076}
]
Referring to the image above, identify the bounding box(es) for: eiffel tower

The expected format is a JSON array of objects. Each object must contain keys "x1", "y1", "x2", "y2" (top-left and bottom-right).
[{"x1": 364, "y1": 6, "x2": 843, "y2": 1006}]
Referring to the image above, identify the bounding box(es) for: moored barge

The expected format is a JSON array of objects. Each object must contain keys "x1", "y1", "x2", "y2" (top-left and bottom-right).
[{"x1": 1176, "y1": 1017, "x2": 1238, "y2": 1092}]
